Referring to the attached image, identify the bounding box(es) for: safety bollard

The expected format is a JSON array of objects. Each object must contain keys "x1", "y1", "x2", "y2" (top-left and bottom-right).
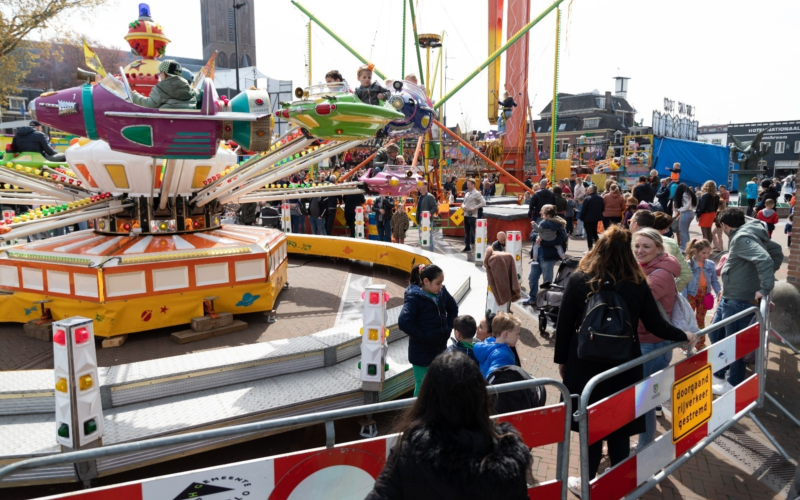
[
  {"x1": 281, "y1": 202, "x2": 291, "y2": 233},
  {"x1": 420, "y1": 211, "x2": 432, "y2": 251},
  {"x1": 475, "y1": 219, "x2": 487, "y2": 264},
  {"x1": 507, "y1": 230, "x2": 523, "y2": 281},
  {"x1": 355, "y1": 206, "x2": 365, "y2": 239}
]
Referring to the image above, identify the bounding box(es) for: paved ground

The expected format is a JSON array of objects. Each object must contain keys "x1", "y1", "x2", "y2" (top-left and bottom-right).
[{"x1": 2, "y1": 216, "x2": 797, "y2": 500}]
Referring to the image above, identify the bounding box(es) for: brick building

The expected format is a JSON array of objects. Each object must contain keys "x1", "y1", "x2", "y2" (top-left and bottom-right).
[{"x1": 200, "y1": 0, "x2": 257, "y2": 69}]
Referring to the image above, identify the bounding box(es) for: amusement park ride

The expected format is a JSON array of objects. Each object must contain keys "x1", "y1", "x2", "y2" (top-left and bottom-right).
[{"x1": 0, "y1": 0, "x2": 571, "y2": 490}]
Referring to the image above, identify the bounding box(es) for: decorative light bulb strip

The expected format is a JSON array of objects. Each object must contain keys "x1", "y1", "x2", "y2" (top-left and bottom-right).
[
  {"x1": 1, "y1": 193, "x2": 114, "y2": 227},
  {"x1": 6, "y1": 252, "x2": 92, "y2": 266},
  {"x1": 119, "y1": 246, "x2": 252, "y2": 265},
  {"x1": 3, "y1": 162, "x2": 84, "y2": 189},
  {"x1": 355, "y1": 206, "x2": 365, "y2": 239},
  {"x1": 475, "y1": 219, "x2": 487, "y2": 262},
  {"x1": 507, "y1": 230, "x2": 523, "y2": 281}
]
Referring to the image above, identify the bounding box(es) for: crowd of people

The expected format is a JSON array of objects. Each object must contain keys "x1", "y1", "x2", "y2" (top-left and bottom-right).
[{"x1": 363, "y1": 162, "x2": 792, "y2": 499}]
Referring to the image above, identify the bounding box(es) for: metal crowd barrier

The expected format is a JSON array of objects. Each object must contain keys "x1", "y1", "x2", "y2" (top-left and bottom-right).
[
  {"x1": 0, "y1": 379, "x2": 573, "y2": 500},
  {"x1": 574, "y1": 299, "x2": 772, "y2": 499}
]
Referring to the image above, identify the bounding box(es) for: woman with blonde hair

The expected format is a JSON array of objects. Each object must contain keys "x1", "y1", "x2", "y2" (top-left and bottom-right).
[
  {"x1": 631, "y1": 228, "x2": 683, "y2": 450},
  {"x1": 695, "y1": 181, "x2": 720, "y2": 242},
  {"x1": 555, "y1": 226, "x2": 696, "y2": 494}
]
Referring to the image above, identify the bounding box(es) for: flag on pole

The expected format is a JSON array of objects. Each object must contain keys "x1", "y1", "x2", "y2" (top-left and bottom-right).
[
  {"x1": 82, "y1": 39, "x2": 107, "y2": 77},
  {"x1": 192, "y1": 51, "x2": 218, "y2": 89}
]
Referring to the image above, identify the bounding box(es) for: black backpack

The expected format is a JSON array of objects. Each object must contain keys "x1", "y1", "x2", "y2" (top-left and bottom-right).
[
  {"x1": 487, "y1": 365, "x2": 546, "y2": 415},
  {"x1": 577, "y1": 281, "x2": 635, "y2": 363}
]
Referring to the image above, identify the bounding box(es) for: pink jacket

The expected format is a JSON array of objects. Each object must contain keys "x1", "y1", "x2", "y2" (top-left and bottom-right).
[
  {"x1": 602, "y1": 191, "x2": 626, "y2": 218},
  {"x1": 637, "y1": 252, "x2": 681, "y2": 343}
]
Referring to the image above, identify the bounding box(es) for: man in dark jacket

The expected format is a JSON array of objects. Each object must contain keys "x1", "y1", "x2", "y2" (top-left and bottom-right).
[
  {"x1": 343, "y1": 193, "x2": 366, "y2": 237},
  {"x1": 324, "y1": 191, "x2": 340, "y2": 236},
  {"x1": 372, "y1": 144, "x2": 400, "y2": 175},
  {"x1": 632, "y1": 176, "x2": 656, "y2": 203},
  {"x1": 655, "y1": 179, "x2": 672, "y2": 214},
  {"x1": 578, "y1": 186, "x2": 604, "y2": 250},
  {"x1": 755, "y1": 179, "x2": 780, "y2": 211},
  {"x1": 11, "y1": 121, "x2": 65, "y2": 162},
  {"x1": 373, "y1": 194, "x2": 394, "y2": 242},
  {"x1": 527, "y1": 179, "x2": 556, "y2": 220},
  {"x1": 237, "y1": 202, "x2": 258, "y2": 225},
  {"x1": 307, "y1": 196, "x2": 328, "y2": 235}
]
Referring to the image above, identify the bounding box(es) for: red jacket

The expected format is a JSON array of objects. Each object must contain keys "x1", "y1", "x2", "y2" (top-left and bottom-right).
[
  {"x1": 637, "y1": 252, "x2": 681, "y2": 343},
  {"x1": 756, "y1": 209, "x2": 778, "y2": 226}
]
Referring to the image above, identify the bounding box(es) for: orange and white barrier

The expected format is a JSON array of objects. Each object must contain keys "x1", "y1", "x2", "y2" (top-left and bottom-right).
[
  {"x1": 30, "y1": 388, "x2": 572, "y2": 500},
  {"x1": 582, "y1": 322, "x2": 763, "y2": 500}
]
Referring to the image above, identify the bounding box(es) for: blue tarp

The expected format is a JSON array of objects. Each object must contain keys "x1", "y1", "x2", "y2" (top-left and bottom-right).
[{"x1": 652, "y1": 137, "x2": 729, "y2": 189}]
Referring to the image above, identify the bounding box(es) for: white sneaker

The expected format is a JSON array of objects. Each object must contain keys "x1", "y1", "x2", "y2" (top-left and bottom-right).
[
  {"x1": 567, "y1": 476, "x2": 582, "y2": 497},
  {"x1": 712, "y1": 375, "x2": 725, "y2": 385},
  {"x1": 712, "y1": 380, "x2": 734, "y2": 396},
  {"x1": 655, "y1": 406, "x2": 664, "y2": 417}
]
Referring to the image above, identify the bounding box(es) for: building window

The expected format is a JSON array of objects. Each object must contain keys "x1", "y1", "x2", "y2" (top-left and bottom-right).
[
  {"x1": 228, "y1": 8, "x2": 235, "y2": 43},
  {"x1": 699, "y1": 139, "x2": 708, "y2": 143},
  {"x1": 583, "y1": 118, "x2": 600, "y2": 129},
  {"x1": 8, "y1": 97, "x2": 27, "y2": 111},
  {"x1": 794, "y1": 140, "x2": 800, "y2": 154},
  {"x1": 558, "y1": 123, "x2": 566, "y2": 131},
  {"x1": 217, "y1": 52, "x2": 228, "y2": 68},
  {"x1": 711, "y1": 139, "x2": 721, "y2": 145},
  {"x1": 537, "y1": 140, "x2": 543, "y2": 152},
  {"x1": 774, "y1": 141, "x2": 785, "y2": 154},
  {"x1": 760, "y1": 142, "x2": 770, "y2": 152}
]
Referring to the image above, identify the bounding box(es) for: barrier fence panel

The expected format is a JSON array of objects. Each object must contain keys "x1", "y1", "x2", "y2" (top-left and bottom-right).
[
  {"x1": 3, "y1": 379, "x2": 573, "y2": 500},
  {"x1": 576, "y1": 303, "x2": 767, "y2": 500}
]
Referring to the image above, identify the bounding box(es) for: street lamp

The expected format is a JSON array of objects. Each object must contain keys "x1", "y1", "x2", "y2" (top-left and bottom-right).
[{"x1": 233, "y1": 0, "x2": 247, "y2": 94}]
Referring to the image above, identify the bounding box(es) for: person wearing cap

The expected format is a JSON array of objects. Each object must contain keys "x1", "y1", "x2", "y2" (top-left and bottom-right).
[
  {"x1": 11, "y1": 121, "x2": 65, "y2": 162},
  {"x1": 131, "y1": 59, "x2": 200, "y2": 110}
]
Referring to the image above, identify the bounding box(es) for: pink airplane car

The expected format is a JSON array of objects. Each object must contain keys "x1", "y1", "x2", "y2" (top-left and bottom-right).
[
  {"x1": 359, "y1": 164, "x2": 423, "y2": 196},
  {"x1": 31, "y1": 73, "x2": 272, "y2": 159}
]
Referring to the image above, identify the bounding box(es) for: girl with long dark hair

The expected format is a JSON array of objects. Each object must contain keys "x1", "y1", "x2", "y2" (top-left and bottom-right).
[{"x1": 365, "y1": 351, "x2": 531, "y2": 500}]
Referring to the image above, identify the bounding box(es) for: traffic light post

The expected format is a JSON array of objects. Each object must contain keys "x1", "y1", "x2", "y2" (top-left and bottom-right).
[{"x1": 53, "y1": 317, "x2": 104, "y2": 485}]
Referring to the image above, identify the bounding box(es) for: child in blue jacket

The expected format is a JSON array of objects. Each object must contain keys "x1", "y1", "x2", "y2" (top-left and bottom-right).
[
  {"x1": 398, "y1": 263, "x2": 459, "y2": 395},
  {"x1": 474, "y1": 312, "x2": 520, "y2": 378}
]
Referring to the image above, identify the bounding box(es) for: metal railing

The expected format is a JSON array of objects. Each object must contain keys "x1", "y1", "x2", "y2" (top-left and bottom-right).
[
  {"x1": 575, "y1": 300, "x2": 768, "y2": 499},
  {"x1": 0, "y1": 378, "x2": 573, "y2": 500}
]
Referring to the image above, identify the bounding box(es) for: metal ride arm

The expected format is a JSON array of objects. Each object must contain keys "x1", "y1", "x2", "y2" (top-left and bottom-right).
[
  {"x1": 238, "y1": 183, "x2": 366, "y2": 204},
  {"x1": 434, "y1": 119, "x2": 534, "y2": 195},
  {"x1": 576, "y1": 302, "x2": 767, "y2": 499},
  {"x1": 0, "y1": 378, "x2": 571, "y2": 493},
  {"x1": 337, "y1": 140, "x2": 396, "y2": 183},
  {"x1": 0, "y1": 170, "x2": 85, "y2": 202},
  {"x1": 434, "y1": 0, "x2": 564, "y2": 110},
  {"x1": 291, "y1": 1, "x2": 387, "y2": 81},
  {"x1": 158, "y1": 159, "x2": 178, "y2": 211},
  {"x1": 192, "y1": 131, "x2": 308, "y2": 200},
  {"x1": 0, "y1": 205, "x2": 130, "y2": 242},
  {"x1": 192, "y1": 137, "x2": 316, "y2": 206},
  {"x1": 211, "y1": 140, "x2": 366, "y2": 206}
]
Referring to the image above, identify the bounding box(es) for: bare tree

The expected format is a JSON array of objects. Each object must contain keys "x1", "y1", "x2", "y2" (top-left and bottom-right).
[{"x1": 0, "y1": 0, "x2": 110, "y2": 108}]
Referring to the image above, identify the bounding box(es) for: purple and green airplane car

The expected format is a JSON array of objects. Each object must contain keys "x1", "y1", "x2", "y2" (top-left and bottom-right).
[{"x1": 31, "y1": 72, "x2": 273, "y2": 159}]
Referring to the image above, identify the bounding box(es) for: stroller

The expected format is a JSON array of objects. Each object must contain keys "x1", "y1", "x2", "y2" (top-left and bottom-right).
[{"x1": 534, "y1": 257, "x2": 581, "y2": 337}]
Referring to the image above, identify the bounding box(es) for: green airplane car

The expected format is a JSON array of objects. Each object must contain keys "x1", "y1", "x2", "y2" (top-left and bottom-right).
[{"x1": 278, "y1": 83, "x2": 404, "y2": 141}]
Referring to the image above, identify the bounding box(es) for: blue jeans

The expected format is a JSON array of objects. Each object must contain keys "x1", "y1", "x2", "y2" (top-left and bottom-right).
[
  {"x1": 309, "y1": 217, "x2": 326, "y2": 235},
  {"x1": 291, "y1": 214, "x2": 306, "y2": 234},
  {"x1": 678, "y1": 211, "x2": 692, "y2": 251},
  {"x1": 528, "y1": 256, "x2": 556, "y2": 298},
  {"x1": 77, "y1": 221, "x2": 88, "y2": 231},
  {"x1": 708, "y1": 298, "x2": 754, "y2": 386},
  {"x1": 637, "y1": 340, "x2": 674, "y2": 449},
  {"x1": 376, "y1": 220, "x2": 391, "y2": 242},
  {"x1": 463, "y1": 216, "x2": 476, "y2": 249}
]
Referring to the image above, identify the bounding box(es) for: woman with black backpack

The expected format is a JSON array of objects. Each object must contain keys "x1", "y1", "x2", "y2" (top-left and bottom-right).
[{"x1": 553, "y1": 225, "x2": 697, "y2": 497}]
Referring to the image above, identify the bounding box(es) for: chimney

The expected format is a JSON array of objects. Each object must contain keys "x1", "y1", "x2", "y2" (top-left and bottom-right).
[{"x1": 605, "y1": 91, "x2": 613, "y2": 113}]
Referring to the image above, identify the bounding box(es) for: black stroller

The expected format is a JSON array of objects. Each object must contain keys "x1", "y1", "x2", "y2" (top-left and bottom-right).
[{"x1": 534, "y1": 257, "x2": 581, "y2": 337}]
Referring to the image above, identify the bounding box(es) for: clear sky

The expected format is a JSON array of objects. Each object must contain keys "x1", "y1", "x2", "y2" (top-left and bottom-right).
[{"x1": 68, "y1": 0, "x2": 800, "y2": 131}]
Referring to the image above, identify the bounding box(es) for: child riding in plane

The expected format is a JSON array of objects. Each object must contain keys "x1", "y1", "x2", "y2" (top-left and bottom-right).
[{"x1": 131, "y1": 60, "x2": 201, "y2": 110}]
